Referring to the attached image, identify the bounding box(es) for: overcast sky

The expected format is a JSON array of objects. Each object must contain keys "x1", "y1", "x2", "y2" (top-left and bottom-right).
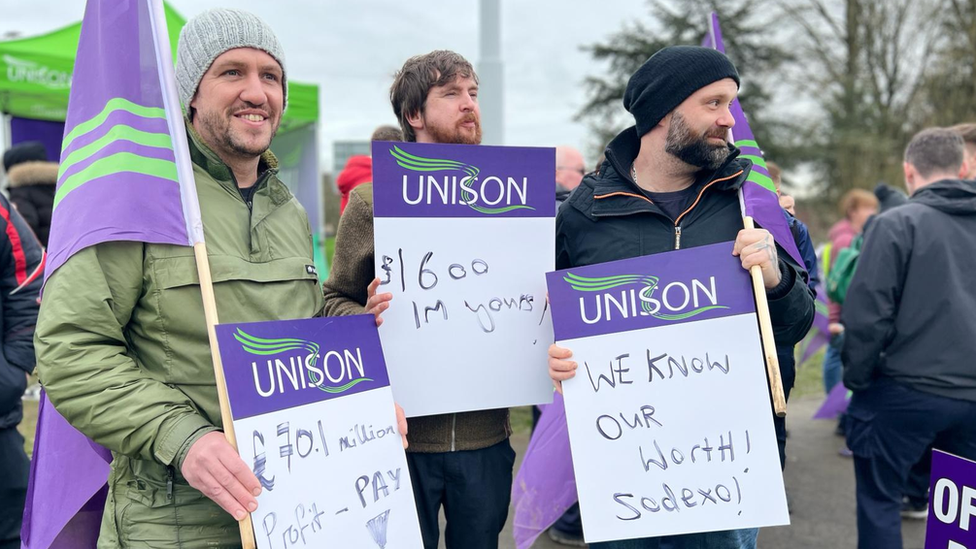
[{"x1": 1, "y1": 0, "x2": 649, "y2": 171}]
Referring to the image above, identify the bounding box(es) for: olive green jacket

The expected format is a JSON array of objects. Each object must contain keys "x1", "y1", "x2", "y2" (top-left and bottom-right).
[{"x1": 35, "y1": 124, "x2": 324, "y2": 547}]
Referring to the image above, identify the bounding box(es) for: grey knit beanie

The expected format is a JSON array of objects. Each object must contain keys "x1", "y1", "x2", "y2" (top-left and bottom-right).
[{"x1": 176, "y1": 8, "x2": 287, "y2": 115}]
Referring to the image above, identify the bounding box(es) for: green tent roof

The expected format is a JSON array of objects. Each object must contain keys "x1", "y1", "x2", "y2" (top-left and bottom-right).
[{"x1": 0, "y1": 2, "x2": 317, "y2": 130}]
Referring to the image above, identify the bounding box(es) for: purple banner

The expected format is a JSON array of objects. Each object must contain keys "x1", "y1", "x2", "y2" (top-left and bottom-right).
[
  {"x1": 926, "y1": 450, "x2": 976, "y2": 548},
  {"x1": 44, "y1": 0, "x2": 190, "y2": 282},
  {"x1": 9, "y1": 118, "x2": 65, "y2": 162},
  {"x1": 702, "y1": 13, "x2": 806, "y2": 269},
  {"x1": 372, "y1": 141, "x2": 556, "y2": 218},
  {"x1": 546, "y1": 242, "x2": 756, "y2": 340},
  {"x1": 21, "y1": 393, "x2": 111, "y2": 549},
  {"x1": 812, "y1": 382, "x2": 851, "y2": 420},
  {"x1": 216, "y1": 315, "x2": 391, "y2": 420},
  {"x1": 511, "y1": 392, "x2": 578, "y2": 549}
]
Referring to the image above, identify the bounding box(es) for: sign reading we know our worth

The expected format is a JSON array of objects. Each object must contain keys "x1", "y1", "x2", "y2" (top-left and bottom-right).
[
  {"x1": 546, "y1": 242, "x2": 789, "y2": 543},
  {"x1": 216, "y1": 315, "x2": 423, "y2": 549},
  {"x1": 372, "y1": 141, "x2": 555, "y2": 418}
]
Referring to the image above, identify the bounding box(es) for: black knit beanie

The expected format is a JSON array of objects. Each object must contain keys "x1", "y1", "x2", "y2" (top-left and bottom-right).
[{"x1": 624, "y1": 46, "x2": 741, "y2": 137}]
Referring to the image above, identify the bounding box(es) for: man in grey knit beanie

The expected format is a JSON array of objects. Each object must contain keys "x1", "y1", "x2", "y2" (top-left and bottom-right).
[
  {"x1": 176, "y1": 8, "x2": 286, "y2": 188},
  {"x1": 31, "y1": 8, "x2": 365, "y2": 548}
]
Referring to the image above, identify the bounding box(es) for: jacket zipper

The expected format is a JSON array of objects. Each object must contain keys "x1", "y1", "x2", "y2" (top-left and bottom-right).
[
  {"x1": 668, "y1": 169, "x2": 743, "y2": 252},
  {"x1": 450, "y1": 414, "x2": 457, "y2": 452}
]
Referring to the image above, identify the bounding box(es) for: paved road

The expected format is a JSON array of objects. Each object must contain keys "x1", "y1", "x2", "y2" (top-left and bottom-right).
[{"x1": 438, "y1": 396, "x2": 928, "y2": 548}]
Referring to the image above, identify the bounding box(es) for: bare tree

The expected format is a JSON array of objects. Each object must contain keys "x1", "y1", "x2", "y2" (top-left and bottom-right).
[
  {"x1": 780, "y1": 0, "x2": 944, "y2": 202},
  {"x1": 577, "y1": 0, "x2": 794, "y2": 162}
]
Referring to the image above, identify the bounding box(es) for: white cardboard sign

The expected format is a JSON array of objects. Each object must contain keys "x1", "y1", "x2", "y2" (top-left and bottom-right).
[
  {"x1": 217, "y1": 316, "x2": 423, "y2": 549},
  {"x1": 372, "y1": 141, "x2": 556, "y2": 418},
  {"x1": 546, "y1": 242, "x2": 790, "y2": 543}
]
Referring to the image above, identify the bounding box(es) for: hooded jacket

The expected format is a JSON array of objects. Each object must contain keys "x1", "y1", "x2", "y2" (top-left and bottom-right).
[
  {"x1": 6, "y1": 160, "x2": 57, "y2": 247},
  {"x1": 842, "y1": 179, "x2": 976, "y2": 402},
  {"x1": 336, "y1": 155, "x2": 372, "y2": 215},
  {"x1": 557, "y1": 126, "x2": 816, "y2": 466},
  {"x1": 826, "y1": 218, "x2": 857, "y2": 323},
  {"x1": 0, "y1": 193, "x2": 42, "y2": 431}
]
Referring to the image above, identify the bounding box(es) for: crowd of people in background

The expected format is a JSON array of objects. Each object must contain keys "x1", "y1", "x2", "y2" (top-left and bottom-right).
[{"x1": 0, "y1": 7, "x2": 974, "y2": 549}]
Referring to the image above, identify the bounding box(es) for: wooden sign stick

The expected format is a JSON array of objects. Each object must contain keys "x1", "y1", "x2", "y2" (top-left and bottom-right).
[
  {"x1": 742, "y1": 216, "x2": 788, "y2": 418},
  {"x1": 194, "y1": 242, "x2": 257, "y2": 548}
]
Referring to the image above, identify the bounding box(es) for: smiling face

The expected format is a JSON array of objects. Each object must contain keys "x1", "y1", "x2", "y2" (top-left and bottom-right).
[
  {"x1": 190, "y1": 47, "x2": 283, "y2": 162},
  {"x1": 663, "y1": 78, "x2": 738, "y2": 170},
  {"x1": 408, "y1": 74, "x2": 481, "y2": 145}
]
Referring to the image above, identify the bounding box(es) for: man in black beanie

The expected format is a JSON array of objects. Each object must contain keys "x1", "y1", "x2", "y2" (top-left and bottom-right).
[{"x1": 547, "y1": 45, "x2": 814, "y2": 548}]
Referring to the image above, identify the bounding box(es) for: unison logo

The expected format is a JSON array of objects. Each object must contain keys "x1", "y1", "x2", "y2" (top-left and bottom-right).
[
  {"x1": 235, "y1": 329, "x2": 372, "y2": 397},
  {"x1": 390, "y1": 145, "x2": 536, "y2": 214},
  {"x1": 3, "y1": 54, "x2": 72, "y2": 90},
  {"x1": 564, "y1": 272, "x2": 729, "y2": 324}
]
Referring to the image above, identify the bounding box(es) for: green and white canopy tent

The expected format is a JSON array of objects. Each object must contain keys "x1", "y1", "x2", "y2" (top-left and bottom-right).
[{"x1": 0, "y1": 1, "x2": 328, "y2": 277}]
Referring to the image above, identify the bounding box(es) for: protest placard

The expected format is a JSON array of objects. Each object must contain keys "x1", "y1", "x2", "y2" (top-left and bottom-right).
[
  {"x1": 927, "y1": 450, "x2": 976, "y2": 549},
  {"x1": 216, "y1": 315, "x2": 423, "y2": 549},
  {"x1": 546, "y1": 241, "x2": 789, "y2": 543},
  {"x1": 372, "y1": 141, "x2": 556, "y2": 417}
]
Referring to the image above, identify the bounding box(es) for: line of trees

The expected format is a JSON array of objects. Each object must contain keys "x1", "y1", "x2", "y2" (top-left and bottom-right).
[{"x1": 578, "y1": 0, "x2": 975, "y2": 238}]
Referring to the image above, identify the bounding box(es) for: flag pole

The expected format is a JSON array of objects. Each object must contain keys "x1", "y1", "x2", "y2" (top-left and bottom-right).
[
  {"x1": 149, "y1": 0, "x2": 256, "y2": 545},
  {"x1": 709, "y1": 11, "x2": 787, "y2": 418},
  {"x1": 742, "y1": 213, "x2": 788, "y2": 417},
  {"x1": 729, "y1": 130, "x2": 786, "y2": 417}
]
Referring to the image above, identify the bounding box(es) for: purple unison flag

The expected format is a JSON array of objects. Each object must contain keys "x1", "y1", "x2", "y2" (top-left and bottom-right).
[
  {"x1": 926, "y1": 450, "x2": 976, "y2": 548},
  {"x1": 511, "y1": 391, "x2": 579, "y2": 549},
  {"x1": 702, "y1": 13, "x2": 805, "y2": 269},
  {"x1": 798, "y1": 292, "x2": 830, "y2": 365},
  {"x1": 45, "y1": 0, "x2": 197, "y2": 281},
  {"x1": 813, "y1": 382, "x2": 851, "y2": 420},
  {"x1": 21, "y1": 394, "x2": 112, "y2": 549},
  {"x1": 26, "y1": 2, "x2": 199, "y2": 548}
]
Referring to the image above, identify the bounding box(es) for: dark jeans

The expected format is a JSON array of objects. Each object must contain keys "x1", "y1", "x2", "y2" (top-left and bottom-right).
[
  {"x1": 552, "y1": 502, "x2": 582, "y2": 537},
  {"x1": 905, "y1": 448, "x2": 932, "y2": 506},
  {"x1": 590, "y1": 528, "x2": 758, "y2": 549},
  {"x1": 0, "y1": 428, "x2": 29, "y2": 549},
  {"x1": 406, "y1": 439, "x2": 515, "y2": 549},
  {"x1": 846, "y1": 378, "x2": 976, "y2": 549}
]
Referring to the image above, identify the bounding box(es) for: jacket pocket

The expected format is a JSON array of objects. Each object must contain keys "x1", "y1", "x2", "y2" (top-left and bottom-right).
[
  {"x1": 147, "y1": 254, "x2": 324, "y2": 385},
  {"x1": 152, "y1": 254, "x2": 320, "y2": 289},
  {"x1": 844, "y1": 398, "x2": 877, "y2": 458}
]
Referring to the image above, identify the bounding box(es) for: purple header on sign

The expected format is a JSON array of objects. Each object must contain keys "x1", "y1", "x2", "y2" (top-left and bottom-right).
[
  {"x1": 372, "y1": 141, "x2": 556, "y2": 218},
  {"x1": 216, "y1": 315, "x2": 390, "y2": 420},
  {"x1": 546, "y1": 242, "x2": 757, "y2": 340},
  {"x1": 926, "y1": 450, "x2": 976, "y2": 548}
]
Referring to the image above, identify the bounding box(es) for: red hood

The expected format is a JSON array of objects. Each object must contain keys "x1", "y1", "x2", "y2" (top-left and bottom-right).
[{"x1": 337, "y1": 155, "x2": 373, "y2": 193}]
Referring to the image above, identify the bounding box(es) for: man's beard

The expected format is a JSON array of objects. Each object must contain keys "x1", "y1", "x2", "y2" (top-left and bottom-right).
[
  {"x1": 664, "y1": 111, "x2": 730, "y2": 170},
  {"x1": 425, "y1": 114, "x2": 482, "y2": 145},
  {"x1": 196, "y1": 105, "x2": 279, "y2": 158}
]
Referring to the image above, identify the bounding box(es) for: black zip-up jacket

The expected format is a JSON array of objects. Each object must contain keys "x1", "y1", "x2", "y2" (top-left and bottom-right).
[
  {"x1": 842, "y1": 178, "x2": 976, "y2": 402},
  {"x1": 0, "y1": 193, "x2": 43, "y2": 430},
  {"x1": 556, "y1": 127, "x2": 815, "y2": 464}
]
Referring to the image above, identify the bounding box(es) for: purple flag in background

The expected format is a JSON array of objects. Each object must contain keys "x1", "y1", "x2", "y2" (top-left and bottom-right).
[
  {"x1": 21, "y1": 394, "x2": 111, "y2": 549},
  {"x1": 798, "y1": 291, "x2": 830, "y2": 365},
  {"x1": 702, "y1": 13, "x2": 805, "y2": 269},
  {"x1": 25, "y1": 1, "x2": 201, "y2": 548},
  {"x1": 512, "y1": 392, "x2": 579, "y2": 549},
  {"x1": 813, "y1": 381, "x2": 852, "y2": 420}
]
